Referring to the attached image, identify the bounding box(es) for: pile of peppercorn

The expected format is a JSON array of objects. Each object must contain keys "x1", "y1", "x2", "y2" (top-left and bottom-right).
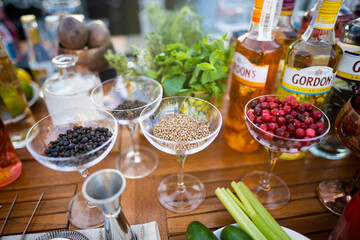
[{"x1": 44, "y1": 126, "x2": 113, "y2": 158}]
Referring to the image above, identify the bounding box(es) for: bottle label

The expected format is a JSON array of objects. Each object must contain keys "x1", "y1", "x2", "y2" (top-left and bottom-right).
[
  {"x1": 232, "y1": 52, "x2": 269, "y2": 88},
  {"x1": 281, "y1": 66, "x2": 335, "y2": 95},
  {"x1": 281, "y1": 0, "x2": 296, "y2": 15},
  {"x1": 314, "y1": 0, "x2": 342, "y2": 30},
  {"x1": 258, "y1": 0, "x2": 277, "y2": 41},
  {"x1": 336, "y1": 50, "x2": 360, "y2": 82}
]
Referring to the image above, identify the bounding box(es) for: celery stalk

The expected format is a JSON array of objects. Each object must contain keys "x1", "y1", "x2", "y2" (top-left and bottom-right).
[
  {"x1": 231, "y1": 182, "x2": 281, "y2": 240},
  {"x1": 238, "y1": 182, "x2": 291, "y2": 240},
  {"x1": 226, "y1": 188, "x2": 247, "y2": 214},
  {"x1": 215, "y1": 187, "x2": 267, "y2": 240}
]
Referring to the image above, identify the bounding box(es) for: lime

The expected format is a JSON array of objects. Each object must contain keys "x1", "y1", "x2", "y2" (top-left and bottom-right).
[{"x1": 19, "y1": 80, "x2": 33, "y2": 101}]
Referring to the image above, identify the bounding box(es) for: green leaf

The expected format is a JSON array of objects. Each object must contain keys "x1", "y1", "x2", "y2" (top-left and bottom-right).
[
  {"x1": 189, "y1": 68, "x2": 201, "y2": 85},
  {"x1": 215, "y1": 65, "x2": 228, "y2": 80},
  {"x1": 196, "y1": 62, "x2": 212, "y2": 71},
  {"x1": 190, "y1": 84, "x2": 203, "y2": 91},
  {"x1": 175, "y1": 51, "x2": 188, "y2": 61},
  {"x1": 168, "y1": 65, "x2": 183, "y2": 76},
  {"x1": 165, "y1": 42, "x2": 188, "y2": 52},
  {"x1": 201, "y1": 70, "x2": 212, "y2": 84},
  {"x1": 163, "y1": 75, "x2": 186, "y2": 96},
  {"x1": 145, "y1": 69, "x2": 161, "y2": 79},
  {"x1": 210, "y1": 49, "x2": 225, "y2": 65},
  {"x1": 184, "y1": 57, "x2": 201, "y2": 72}
]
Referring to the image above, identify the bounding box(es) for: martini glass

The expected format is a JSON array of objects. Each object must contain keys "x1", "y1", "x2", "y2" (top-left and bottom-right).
[
  {"x1": 318, "y1": 93, "x2": 360, "y2": 215},
  {"x1": 25, "y1": 107, "x2": 117, "y2": 228},
  {"x1": 91, "y1": 76, "x2": 162, "y2": 179},
  {"x1": 139, "y1": 96, "x2": 222, "y2": 213},
  {"x1": 243, "y1": 95, "x2": 330, "y2": 209}
]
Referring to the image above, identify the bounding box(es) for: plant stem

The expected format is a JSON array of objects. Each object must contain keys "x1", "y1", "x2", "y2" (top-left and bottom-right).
[
  {"x1": 176, "y1": 154, "x2": 187, "y2": 192},
  {"x1": 261, "y1": 150, "x2": 282, "y2": 191}
]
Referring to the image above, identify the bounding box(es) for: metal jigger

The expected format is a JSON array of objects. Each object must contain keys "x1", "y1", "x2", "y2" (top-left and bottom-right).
[{"x1": 82, "y1": 169, "x2": 136, "y2": 240}]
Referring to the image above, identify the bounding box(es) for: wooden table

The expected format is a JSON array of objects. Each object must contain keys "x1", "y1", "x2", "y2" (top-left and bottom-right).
[{"x1": 0, "y1": 97, "x2": 358, "y2": 240}]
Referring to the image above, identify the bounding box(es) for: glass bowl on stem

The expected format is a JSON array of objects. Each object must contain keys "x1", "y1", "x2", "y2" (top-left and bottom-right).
[
  {"x1": 244, "y1": 95, "x2": 330, "y2": 209},
  {"x1": 139, "y1": 96, "x2": 222, "y2": 213},
  {"x1": 91, "y1": 76, "x2": 163, "y2": 179},
  {"x1": 25, "y1": 107, "x2": 117, "y2": 229},
  {"x1": 318, "y1": 93, "x2": 360, "y2": 216}
]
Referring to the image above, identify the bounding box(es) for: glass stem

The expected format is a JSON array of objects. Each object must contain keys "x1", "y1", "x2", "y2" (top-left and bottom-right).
[
  {"x1": 345, "y1": 168, "x2": 360, "y2": 195},
  {"x1": 261, "y1": 150, "x2": 282, "y2": 191},
  {"x1": 127, "y1": 122, "x2": 141, "y2": 163},
  {"x1": 78, "y1": 168, "x2": 96, "y2": 209},
  {"x1": 117, "y1": 124, "x2": 122, "y2": 153},
  {"x1": 176, "y1": 154, "x2": 187, "y2": 192}
]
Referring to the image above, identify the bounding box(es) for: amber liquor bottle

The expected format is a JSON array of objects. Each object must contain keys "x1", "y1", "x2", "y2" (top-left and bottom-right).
[{"x1": 224, "y1": 0, "x2": 282, "y2": 152}]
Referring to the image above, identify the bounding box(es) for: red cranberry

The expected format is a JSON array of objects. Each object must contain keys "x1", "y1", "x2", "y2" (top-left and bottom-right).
[
  {"x1": 251, "y1": 100, "x2": 259, "y2": 109},
  {"x1": 279, "y1": 110, "x2": 286, "y2": 117},
  {"x1": 294, "y1": 128, "x2": 305, "y2": 138},
  {"x1": 259, "y1": 124, "x2": 268, "y2": 131},
  {"x1": 247, "y1": 109, "x2": 254, "y2": 116},
  {"x1": 293, "y1": 141, "x2": 302, "y2": 149},
  {"x1": 261, "y1": 113, "x2": 271, "y2": 122},
  {"x1": 304, "y1": 103, "x2": 313, "y2": 111},
  {"x1": 305, "y1": 128, "x2": 316, "y2": 138},
  {"x1": 264, "y1": 131, "x2": 274, "y2": 140},
  {"x1": 254, "y1": 107, "x2": 262, "y2": 116},
  {"x1": 304, "y1": 111, "x2": 310, "y2": 117},
  {"x1": 282, "y1": 100, "x2": 289, "y2": 106},
  {"x1": 285, "y1": 114, "x2": 294, "y2": 123},
  {"x1": 287, "y1": 124, "x2": 295, "y2": 133},
  {"x1": 316, "y1": 122, "x2": 326, "y2": 129},
  {"x1": 256, "y1": 117, "x2": 263, "y2": 124},
  {"x1": 294, "y1": 120, "x2": 302, "y2": 128},
  {"x1": 310, "y1": 124, "x2": 317, "y2": 130},
  {"x1": 304, "y1": 117, "x2": 314, "y2": 125},
  {"x1": 284, "y1": 131, "x2": 291, "y2": 138},
  {"x1": 269, "y1": 102, "x2": 278, "y2": 109},
  {"x1": 270, "y1": 116, "x2": 277, "y2": 122},
  {"x1": 317, "y1": 128, "x2": 326, "y2": 136},
  {"x1": 297, "y1": 105, "x2": 305, "y2": 113},
  {"x1": 274, "y1": 97, "x2": 280, "y2": 103},
  {"x1": 267, "y1": 97, "x2": 274, "y2": 102},
  {"x1": 262, "y1": 109, "x2": 270, "y2": 114},
  {"x1": 277, "y1": 117, "x2": 286, "y2": 125},
  {"x1": 291, "y1": 111, "x2": 298, "y2": 117},
  {"x1": 312, "y1": 110, "x2": 323, "y2": 119},
  {"x1": 248, "y1": 114, "x2": 256, "y2": 122},
  {"x1": 275, "y1": 128, "x2": 285, "y2": 137},
  {"x1": 259, "y1": 96, "x2": 266, "y2": 103},
  {"x1": 260, "y1": 102, "x2": 270, "y2": 109},
  {"x1": 290, "y1": 99, "x2": 299, "y2": 108},
  {"x1": 300, "y1": 122, "x2": 307, "y2": 129},
  {"x1": 286, "y1": 95, "x2": 296, "y2": 101},
  {"x1": 283, "y1": 105, "x2": 292, "y2": 113},
  {"x1": 268, "y1": 123, "x2": 277, "y2": 131},
  {"x1": 281, "y1": 125, "x2": 287, "y2": 130},
  {"x1": 297, "y1": 114, "x2": 305, "y2": 122},
  {"x1": 270, "y1": 108, "x2": 279, "y2": 116}
]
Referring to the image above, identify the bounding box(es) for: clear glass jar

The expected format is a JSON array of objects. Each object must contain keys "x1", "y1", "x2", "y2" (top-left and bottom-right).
[{"x1": 42, "y1": 54, "x2": 101, "y2": 125}]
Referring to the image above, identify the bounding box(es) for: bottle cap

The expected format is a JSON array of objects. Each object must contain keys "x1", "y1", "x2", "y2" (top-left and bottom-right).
[
  {"x1": 340, "y1": 18, "x2": 360, "y2": 45},
  {"x1": 20, "y1": 14, "x2": 36, "y2": 23}
]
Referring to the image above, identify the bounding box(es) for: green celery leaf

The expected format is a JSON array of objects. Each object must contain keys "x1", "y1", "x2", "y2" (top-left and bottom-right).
[{"x1": 163, "y1": 75, "x2": 186, "y2": 96}]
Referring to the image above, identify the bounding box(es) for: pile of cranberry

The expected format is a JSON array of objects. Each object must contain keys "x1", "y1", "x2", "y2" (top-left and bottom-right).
[{"x1": 246, "y1": 95, "x2": 327, "y2": 144}]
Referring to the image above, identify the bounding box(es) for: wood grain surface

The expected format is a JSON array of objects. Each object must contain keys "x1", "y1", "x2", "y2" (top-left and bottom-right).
[{"x1": 0, "y1": 98, "x2": 358, "y2": 239}]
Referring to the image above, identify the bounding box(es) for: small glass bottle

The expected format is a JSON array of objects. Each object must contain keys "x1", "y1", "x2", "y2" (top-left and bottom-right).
[
  {"x1": 20, "y1": 14, "x2": 54, "y2": 85},
  {"x1": 224, "y1": 0, "x2": 282, "y2": 152},
  {"x1": 277, "y1": 0, "x2": 343, "y2": 109},
  {"x1": 0, "y1": 37, "x2": 36, "y2": 148},
  {"x1": 272, "y1": 0, "x2": 300, "y2": 92},
  {"x1": 42, "y1": 54, "x2": 101, "y2": 125},
  {"x1": 310, "y1": 17, "x2": 360, "y2": 159},
  {"x1": 299, "y1": 0, "x2": 354, "y2": 41}
]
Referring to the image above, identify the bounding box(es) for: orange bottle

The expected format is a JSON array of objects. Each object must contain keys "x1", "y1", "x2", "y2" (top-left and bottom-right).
[{"x1": 224, "y1": 0, "x2": 282, "y2": 152}]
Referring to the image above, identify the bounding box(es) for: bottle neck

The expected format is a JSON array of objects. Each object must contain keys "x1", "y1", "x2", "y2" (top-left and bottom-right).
[
  {"x1": 249, "y1": 0, "x2": 277, "y2": 41},
  {"x1": 22, "y1": 21, "x2": 42, "y2": 45},
  {"x1": 277, "y1": 14, "x2": 293, "y2": 27},
  {"x1": 301, "y1": 0, "x2": 342, "y2": 43}
]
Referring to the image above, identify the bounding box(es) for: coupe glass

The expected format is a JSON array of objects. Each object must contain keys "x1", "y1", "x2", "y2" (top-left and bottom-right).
[
  {"x1": 244, "y1": 95, "x2": 330, "y2": 209},
  {"x1": 139, "y1": 96, "x2": 222, "y2": 213},
  {"x1": 318, "y1": 93, "x2": 360, "y2": 215},
  {"x1": 91, "y1": 76, "x2": 162, "y2": 179},
  {"x1": 25, "y1": 107, "x2": 117, "y2": 228}
]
